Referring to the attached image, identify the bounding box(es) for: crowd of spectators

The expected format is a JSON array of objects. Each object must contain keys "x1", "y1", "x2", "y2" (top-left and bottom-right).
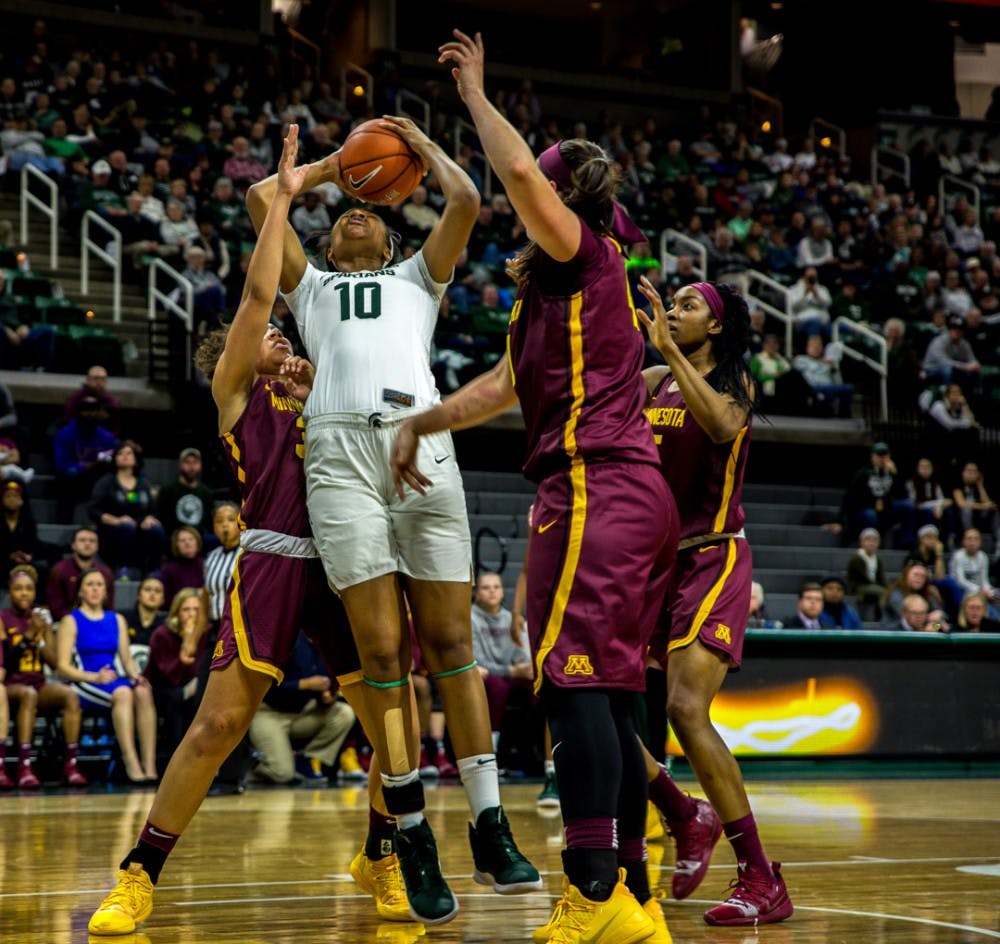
[{"x1": 1, "y1": 17, "x2": 999, "y2": 787}]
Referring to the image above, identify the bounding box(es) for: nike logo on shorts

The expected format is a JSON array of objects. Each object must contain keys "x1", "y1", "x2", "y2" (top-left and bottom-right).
[
  {"x1": 538, "y1": 519, "x2": 558, "y2": 533},
  {"x1": 347, "y1": 166, "x2": 383, "y2": 189},
  {"x1": 434, "y1": 454, "x2": 450, "y2": 464}
]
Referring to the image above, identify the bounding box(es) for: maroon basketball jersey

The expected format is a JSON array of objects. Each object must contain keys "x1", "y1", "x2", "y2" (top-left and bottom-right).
[
  {"x1": 0, "y1": 609, "x2": 44, "y2": 686},
  {"x1": 508, "y1": 222, "x2": 658, "y2": 482},
  {"x1": 646, "y1": 375, "x2": 750, "y2": 540},
  {"x1": 221, "y1": 379, "x2": 310, "y2": 538}
]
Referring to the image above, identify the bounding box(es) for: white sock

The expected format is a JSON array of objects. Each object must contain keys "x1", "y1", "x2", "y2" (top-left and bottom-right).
[
  {"x1": 544, "y1": 759, "x2": 556, "y2": 777},
  {"x1": 491, "y1": 730, "x2": 501, "y2": 753},
  {"x1": 380, "y1": 769, "x2": 425, "y2": 830},
  {"x1": 457, "y1": 753, "x2": 501, "y2": 821}
]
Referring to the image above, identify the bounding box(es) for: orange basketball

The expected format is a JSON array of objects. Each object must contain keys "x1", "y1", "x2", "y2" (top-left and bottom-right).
[{"x1": 339, "y1": 120, "x2": 423, "y2": 205}]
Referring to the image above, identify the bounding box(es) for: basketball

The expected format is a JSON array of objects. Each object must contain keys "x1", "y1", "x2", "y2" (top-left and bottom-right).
[{"x1": 338, "y1": 119, "x2": 424, "y2": 205}]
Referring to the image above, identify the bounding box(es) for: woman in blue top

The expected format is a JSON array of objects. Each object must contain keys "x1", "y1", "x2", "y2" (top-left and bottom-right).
[{"x1": 56, "y1": 569, "x2": 157, "y2": 782}]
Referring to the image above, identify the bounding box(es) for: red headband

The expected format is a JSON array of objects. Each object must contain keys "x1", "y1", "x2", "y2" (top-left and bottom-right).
[{"x1": 690, "y1": 282, "x2": 725, "y2": 323}]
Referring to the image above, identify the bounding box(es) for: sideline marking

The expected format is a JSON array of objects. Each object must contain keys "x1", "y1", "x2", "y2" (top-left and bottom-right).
[{"x1": 958, "y1": 864, "x2": 1000, "y2": 877}]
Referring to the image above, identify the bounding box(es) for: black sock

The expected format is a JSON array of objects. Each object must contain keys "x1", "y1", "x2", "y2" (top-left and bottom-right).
[
  {"x1": 365, "y1": 807, "x2": 397, "y2": 860},
  {"x1": 562, "y1": 847, "x2": 618, "y2": 902},
  {"x1": 120, "y1": 841, "x2": 168, "y2": 885},
  {"x1": 620, "y1": 858, "x2": 650, "y2": 905}
]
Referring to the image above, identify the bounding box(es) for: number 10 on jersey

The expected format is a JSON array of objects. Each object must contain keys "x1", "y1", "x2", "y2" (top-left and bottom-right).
[{"x1": 335, "y1": 281, "x2": 382, "y2": 320}]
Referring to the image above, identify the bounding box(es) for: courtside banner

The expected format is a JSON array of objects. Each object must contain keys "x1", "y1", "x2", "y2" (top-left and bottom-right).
[{"x1": 666, "y1": 630, "x2": 1000, "y2": 758}]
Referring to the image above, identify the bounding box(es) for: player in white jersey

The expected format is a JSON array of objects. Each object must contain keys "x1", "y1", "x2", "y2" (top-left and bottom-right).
[{"x1": 246, "y1": 116, "x2": 539, "y2": 925}]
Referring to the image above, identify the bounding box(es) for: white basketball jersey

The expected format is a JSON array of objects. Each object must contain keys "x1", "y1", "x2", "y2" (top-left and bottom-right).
[{"x1": 283, "y1": 252, "x2": 449, "y2": 417}]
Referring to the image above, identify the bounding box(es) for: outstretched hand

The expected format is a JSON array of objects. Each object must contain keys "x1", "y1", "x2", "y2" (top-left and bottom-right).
[
  {"x1": 277, "y1": 123, "x2": 311, "y2": 198},
  {"x1": 390, "y1": 422, "x2": 433, "y2": 500},
  {"x1": 379, "y1": 115, "x2": 432, "y2": 174},
  {"x1": 636, "y1": 276, "x2": 679, "y2": 358},
  {"x1": 438, "y1": 29, "x2": 486, "y2": 102},
  {"x1": 280, "y1": 355, "x2": 315, "y2": 403}
]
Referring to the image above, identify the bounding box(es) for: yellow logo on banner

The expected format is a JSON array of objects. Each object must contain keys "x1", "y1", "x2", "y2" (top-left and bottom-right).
[
  {"x1": 564, "y1": 655, "x2": 594, "y2": 676},
  {"x1": 213, "y1": 640, "x2": 225, "y2": 659},
  {"x1": 666, "y1": 677, "x2": 879, "y2": 757},
  {"x1": 715, "y1": 624, "x2": 732, "y2": 644}
]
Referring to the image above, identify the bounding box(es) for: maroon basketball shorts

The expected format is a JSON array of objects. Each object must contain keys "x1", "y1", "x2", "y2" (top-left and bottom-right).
[
  {"x1": 527, "y1": 460, "x2": 678, "y2": 693},
  {"x1": 212, "y1": 553, "x2": 359, "y2": 683},
  {"x1": 649, "y1": 537, "x2": 752, "y2": 668}
]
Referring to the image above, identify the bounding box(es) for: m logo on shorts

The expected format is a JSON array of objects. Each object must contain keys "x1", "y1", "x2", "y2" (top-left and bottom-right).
[
  {"x1": 213, "y1": 639, "x2": 225, "y2": 659},
  {"x1": 715, "y1": 624, "x2": 732, "y2": 645},
  {"x1": 564, "y1": 655, "x2": 594, "y2": 676}
]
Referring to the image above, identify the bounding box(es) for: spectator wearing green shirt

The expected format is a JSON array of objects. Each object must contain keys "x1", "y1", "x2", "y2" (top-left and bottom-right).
[
  {"x1": 78, "y1": 160, "x2": 126, "y2": 218},
  {"x1": 156, "y1": 448, "x2": 216, "y2": 544},
  {"x1": 43, "y1": 118, "x2": 88, "y2": 176}
]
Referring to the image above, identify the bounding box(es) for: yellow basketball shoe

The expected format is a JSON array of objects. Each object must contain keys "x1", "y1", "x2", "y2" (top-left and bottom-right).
[
  {"x1": 645, "y1": 802, "x2": 664, "y2": 842},
  {"x1": 539, "y1": 870, "x2": 656, "y2": 944},
  {"x1": 88, "y1": 863, "x2": 154, "y2": 935},
  {"x1": 646, "y1": 840, "x2": 667, "y2": 899},
  {"x1": 642, "y1": 895, "x2": 674, "y2": 943},
  {"x1": 350, "y1": 850, "x2": 412, "y2": 921}
]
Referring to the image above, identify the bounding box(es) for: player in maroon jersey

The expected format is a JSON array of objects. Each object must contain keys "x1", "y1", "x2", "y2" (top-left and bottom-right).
[
  {"x1": 635, "y1": 277, "x2": 793, "y2": 927},
  {"x1": 390, "y1": 29, "x2": 679, "y2": 944},
  {"x1": 89, "y1": 127, "x2": 411, "y2": 935}
]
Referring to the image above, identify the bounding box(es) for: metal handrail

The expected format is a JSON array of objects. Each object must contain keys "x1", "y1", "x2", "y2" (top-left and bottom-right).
[
  {"x1": 453, "y1": 118, "x2": 493, "y2": 198},
  {"x1": 745, "y1": 269, "x2": 794, "y2": 355},
  {"x1": 394, "y1": 90, "x2": 430, "y2": 135},
  {"x1": 80, "y1": 210, "x2": 121, "y2": 322},
  {"x1": 658, "y1": 228, "x2": 708, "y2": 281},
  {"x1": 148, "y1": 257, "x2": 193, "y2": 332},
  {"x1": 832, "y1": 317, "x2": 888, "y2": 422},
  {"x1": 747, "y1": 86, "x2": 783, "y2": 137},
  {"x1": 148, "y1": 258, "x2": 193, "y2": 382},
  {"x1": 871, "y1": 145, "x2": 911, "y2": 188},
  {"x1": 19, "y1": 164, "x2": 59, "y2": 270},
  {"x1": 809, "y1": 117, "x2": 846, "y2": 162},
  {"x1": 939, "y1": 173, "x2": 980, "y2": 225},
  {"x1": 340, "y1": 62, "x2": 373, "y2": 108},
  {"x1": 286, "y1": 26, "x2": 321, "y2": 78}
]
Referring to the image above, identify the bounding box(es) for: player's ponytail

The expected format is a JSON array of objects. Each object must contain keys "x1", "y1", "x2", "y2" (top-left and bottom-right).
[{"x1": 509, "y1": 138, "x2": 620, "y2": 285}]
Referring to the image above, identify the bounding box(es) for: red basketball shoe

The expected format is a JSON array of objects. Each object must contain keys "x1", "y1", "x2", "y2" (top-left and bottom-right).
[
  {"x1": 63, "y1": 758, "x2": 89, "y2": 787},
  {"x1": 666, "y1": 797, "x2": 723, "y2": 899},
  {"x1": 17, "y1": 760, "x2": 40, "y2": 789},
  {"x1": 703, "y1": 861, "x2": 793, "y2": 926}
]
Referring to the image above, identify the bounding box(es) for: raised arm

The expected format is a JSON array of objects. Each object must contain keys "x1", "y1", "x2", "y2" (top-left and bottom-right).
[
  {"x1": 439, "y1": 30, "x2": 581, "y2": 262},
  {"x1": 246, "y1": 141, "x2": 342, "y2": 294},
  {"x1": 379, "y1": 116, "x2": 479, "y2": 282},
  {"x1": 214, "y1": 125, "x2": 312, "y2": 432}
]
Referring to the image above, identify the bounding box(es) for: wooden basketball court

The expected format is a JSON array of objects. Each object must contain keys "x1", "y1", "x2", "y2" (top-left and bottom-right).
[{"x1": 1, "y1": 778, "x2": 997, "y2": 943}]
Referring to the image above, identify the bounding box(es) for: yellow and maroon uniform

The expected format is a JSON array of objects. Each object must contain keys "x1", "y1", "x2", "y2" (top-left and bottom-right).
[
  {"x1": 646, "y1": 375, "x2": 753, "y2": 667},
  {"x1": 512, "y1": 223, "x2": 678, "y2": 693},
  {"x1": 212, "y1": 378, "x2": 356, "y2": 682},
  {"x1": 1, "y1": 609, "x2": 45, "y2": 689}
]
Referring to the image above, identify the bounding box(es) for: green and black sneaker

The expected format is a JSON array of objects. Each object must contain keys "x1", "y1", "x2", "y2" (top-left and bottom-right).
[
  {"x1": 469, "y1": 805, "x2": 544, "y2": 894},
  {"x1": 537, "y1": 771, "x2": 560, "y2": 811},
  {"x1": 395, "y1": 820, "x2": 459, "y2": 925}
]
